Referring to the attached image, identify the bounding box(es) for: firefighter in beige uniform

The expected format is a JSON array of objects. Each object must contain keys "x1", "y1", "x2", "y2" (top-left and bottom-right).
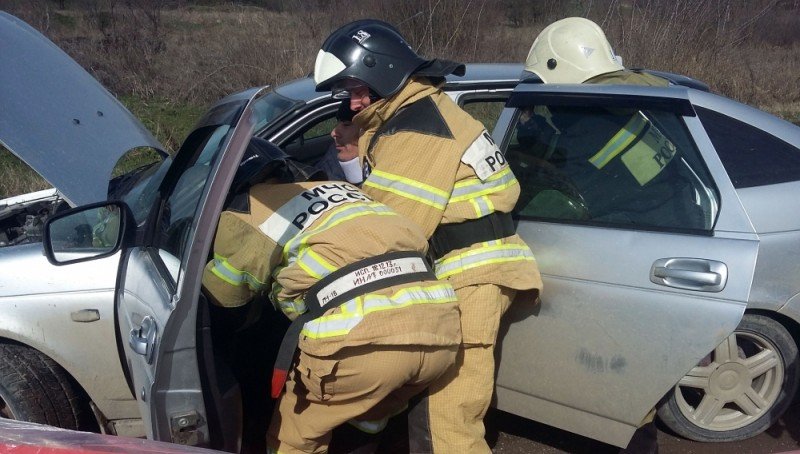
[
  {"x1": 520, "y1": 16, "x2": 671, "y2": 187},
  {"x1": 201, "y1": 139, "x2": 460, "y2": 454},
  {"x1": 522, "y1": 17, "x2": 670, "y2": 454},
  {"x1": 314, "y1": 20, "x2": 543, "y2": 453}
]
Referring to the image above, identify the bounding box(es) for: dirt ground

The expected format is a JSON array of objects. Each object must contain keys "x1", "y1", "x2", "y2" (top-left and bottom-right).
[
  {"x1": 349, "y1": 398, "x2": 800, "y2": 453},
  {"x1": 485, "y1": 399, "x2": 800, "y2": 454}
]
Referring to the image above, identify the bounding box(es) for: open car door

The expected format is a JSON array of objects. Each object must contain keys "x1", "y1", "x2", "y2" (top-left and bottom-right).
[{"x1": 115, "y1": 88, "x2": 268, "y2": 449}]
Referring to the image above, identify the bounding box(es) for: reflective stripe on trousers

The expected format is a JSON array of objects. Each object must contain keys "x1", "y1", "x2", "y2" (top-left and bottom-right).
[
  {"x1": 300, "y1": 283, "x2": 457, "y2": 339},
  {"x1": 434, "y1": 242, "x2": 535, "y2": 280}
]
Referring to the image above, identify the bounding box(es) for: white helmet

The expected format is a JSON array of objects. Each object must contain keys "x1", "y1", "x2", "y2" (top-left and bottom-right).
[{"x1": 523, "y1": 17, "x2": 624, "y2": 84}]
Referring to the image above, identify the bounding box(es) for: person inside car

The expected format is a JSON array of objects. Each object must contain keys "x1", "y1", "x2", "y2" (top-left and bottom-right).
[
  {"x1": 517, "y1": 16, "x2": 702, "y2": 232},
  {"x1": 329, "y1": 101, "x2": 364, "y2": 184},
  {"x1": 312, "y1": 101, "x2": 363, "y2": 184}
]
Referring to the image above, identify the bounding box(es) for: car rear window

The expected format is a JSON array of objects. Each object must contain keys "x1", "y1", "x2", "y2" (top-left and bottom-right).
[{"x1": 696, "y1": 107, "x2": 800, "y2": 188}]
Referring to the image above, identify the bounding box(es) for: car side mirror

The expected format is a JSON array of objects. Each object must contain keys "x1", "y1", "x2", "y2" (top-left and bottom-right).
[{"x1": 44, "y1": 201, "x2": 129, "y2": 266}]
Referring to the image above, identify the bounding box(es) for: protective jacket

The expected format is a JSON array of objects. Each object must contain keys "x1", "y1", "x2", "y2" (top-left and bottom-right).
[
  {"x1": 587, "y1": 69, "x2": 670, "y2": 86},
  {"x1": 202, "y1": 181, "x2": 461, "y2": 358},
  {"x1": 355, "y1": 77, "x2": 542, "y2": 293}
]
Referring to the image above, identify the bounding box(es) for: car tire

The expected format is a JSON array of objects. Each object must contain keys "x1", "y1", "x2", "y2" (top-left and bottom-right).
[
  {"x1": 0, "y1": 344, "x2": 97, "y2": 431},
  {"x1": 657, "y1": 314, "x2": 799, "y2": 442}
]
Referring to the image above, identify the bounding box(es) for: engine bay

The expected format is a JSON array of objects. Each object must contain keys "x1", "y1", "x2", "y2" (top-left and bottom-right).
[{"x1": 0, "y1": 192, "x2": 68, "y2": 247}]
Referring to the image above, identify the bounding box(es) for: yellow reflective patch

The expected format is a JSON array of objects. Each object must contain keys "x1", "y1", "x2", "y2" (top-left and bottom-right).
[
  {"x1": 620, "y1": 122, "x2": 677, "y2": 185},
  {"x1": 211, "y1": 253, "x2": 266, "y2": 288},
  {"x1": 210, "y1": 266, "x2": 241, "y2": 286},
  {"x1": 299, "y1": 284, "x2": 456, "y2": 339},
  {"x1": 371, "y1": 169, "x2": 449, "y2": 198},
  {"x1": 296, "y1": 249, "x2": 336, "y2": 279},
  {"x1": 434, "y1": 243, "x2": 535, "y2": 279},
  {"x1": 449, "y1": 168, "x2": 518, "y2": 203},
  {"x1": 589, "y1": 113, "x2": 648, "y2": 169},
  {"x1": 468, "y1": 196, "x2": 494, "y2": 217}
]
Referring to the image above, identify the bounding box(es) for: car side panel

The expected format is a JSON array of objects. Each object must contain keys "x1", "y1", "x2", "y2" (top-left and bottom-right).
[
  {"x1": 0, "y1": 244, "x2": 139, "y2": 424},
  {"x1": 497, "y1": 224, "x2": 755, "y2": 447},
  {"x1": 754, "y1": 230, "x2": 800, "y2": 310},
  {"x1": 492, "y1": 87, "x2": 758, "y2": 447},
  {"x1": 738, "y1": 184, "x2": 800, "y2": 316},
  {"x1": 686, "y1": 102, "x2": 800, "y2": 318}
]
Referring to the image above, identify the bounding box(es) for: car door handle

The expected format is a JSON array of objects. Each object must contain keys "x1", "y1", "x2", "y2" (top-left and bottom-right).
[
  {"x1": 129, "y1": 316, "x2": 157, "y2": 365},
  {"x1": 652, "y1": 267, "x2": 721, "y2": 285},
  {"x1": 650, "y1": 258, "x2": 727, "y2": 292}
]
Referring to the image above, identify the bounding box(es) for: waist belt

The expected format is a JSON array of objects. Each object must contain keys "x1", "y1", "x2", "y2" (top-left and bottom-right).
[
  {"x1": 428, "y1": 212, "x2": 515, "y2": 260},
  {"x1": 271, "y1": 251, "x2": 435, "y2": 398}
]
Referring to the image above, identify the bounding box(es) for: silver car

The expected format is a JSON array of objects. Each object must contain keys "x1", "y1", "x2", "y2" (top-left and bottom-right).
[
  {"x1": 6, "y1": 10, "x2": 800, "y2": 451},
  {"x1": 0, "y1": 11, "x2": 516, "y2": 441}
]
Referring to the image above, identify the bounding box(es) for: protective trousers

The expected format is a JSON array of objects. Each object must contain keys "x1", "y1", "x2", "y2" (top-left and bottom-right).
[
  {"x1": 409, "y1": 284, "x2": 515, "y2": 454},
  {"x1": 267, "y1": 344, "x2": 457, "y2": 454}
]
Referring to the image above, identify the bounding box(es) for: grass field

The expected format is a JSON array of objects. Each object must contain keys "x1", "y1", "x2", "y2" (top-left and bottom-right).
[{"x1": 2, "y1": 0, "x2": 798, "y2": 198}]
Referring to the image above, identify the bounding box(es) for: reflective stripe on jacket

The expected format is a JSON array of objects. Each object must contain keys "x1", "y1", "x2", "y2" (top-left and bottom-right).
[
  {"x1": 202, "y1": 181, "x2": 461, "y2": 356},
  {"x1": 356, "y1": 78, "x2": 542, "y2": 293}
]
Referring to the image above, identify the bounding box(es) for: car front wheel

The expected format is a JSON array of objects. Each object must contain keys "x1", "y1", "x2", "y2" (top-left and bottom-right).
[
  {"x1": 657, "y1": 314, "x2": 799, "y2": 442},
  {"x1": 0, "y1": 344, "x2": 97, "y2": 431}
]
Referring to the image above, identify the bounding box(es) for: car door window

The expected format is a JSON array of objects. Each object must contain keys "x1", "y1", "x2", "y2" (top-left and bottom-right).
[
  {"x1": 506, "y1": 104, "x2": 719, "y2": 232},
  {"x1": 696, "y1": 106, "x2": 800, "y2": 188},
  {"x1": 300, "y1": 116, "x2": 338, "y2": 141},
  {"x1": 154, "y1": 124, "x2": 230, "y2": 283},
  {"x1": 281, "y1": 111, "x2": 337, "y2": 164}
]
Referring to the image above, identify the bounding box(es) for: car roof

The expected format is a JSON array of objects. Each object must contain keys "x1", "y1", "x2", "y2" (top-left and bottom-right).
[
  {"x1": 447, "y1": 63, "x2": 524, "y2": 85},
  {"x1": 271, "y1": 63, "x2": 525, "y2": 103},
  {"x1": 0, "y1": 13, "x2": 165, "y2": 206}
]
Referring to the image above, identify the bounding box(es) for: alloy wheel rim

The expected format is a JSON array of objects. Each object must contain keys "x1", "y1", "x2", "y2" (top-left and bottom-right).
[{"x1": 674, "y1": 330, "x2": 784, "y2": 431}]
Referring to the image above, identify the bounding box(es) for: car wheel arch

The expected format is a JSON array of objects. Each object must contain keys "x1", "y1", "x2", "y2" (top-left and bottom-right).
[
  {"x1": 656, "y1": 311, "x2": 800, "y2": 442},
  {"x1": 0, "y1": 336, "x2": 85, "y2": 388},
  {"x1": 0, "y1": 337, "x2": 94, "y2": 399},
  {"x1": 0, "y1": 338, "x2": 101, "y2": 432}
]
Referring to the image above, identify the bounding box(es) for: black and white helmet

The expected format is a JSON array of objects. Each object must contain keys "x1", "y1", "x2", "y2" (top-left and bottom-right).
[
  {"x1": 228, "y1": 138, "x2": 324, "y2": 200},
  {"x1": 225, "y1": 138, "x2": 326, "y2": 209},
  {"x1": 313, "y1": 20, "x2": 429, "y2": 99}
]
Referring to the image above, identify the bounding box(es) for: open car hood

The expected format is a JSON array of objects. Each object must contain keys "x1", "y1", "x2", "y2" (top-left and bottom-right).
[{"x1": 0, "y1": 12, "x2": 165, "y2": 206}]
